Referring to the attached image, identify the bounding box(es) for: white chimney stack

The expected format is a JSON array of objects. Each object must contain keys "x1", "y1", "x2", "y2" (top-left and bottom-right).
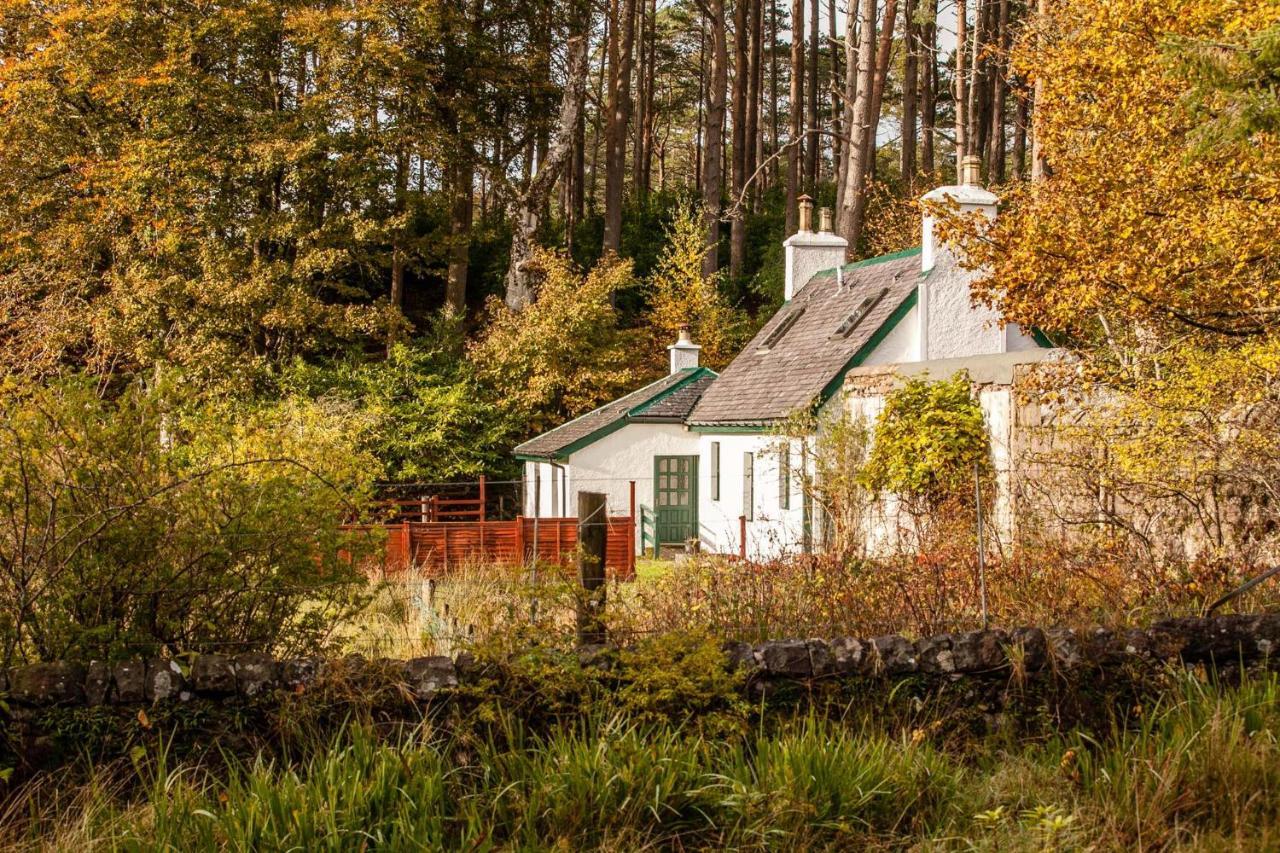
[
  {"x1": 783, "y1": 197, "x2": 847, "y2": 301},
  {"x1": 921, "y1": 154, "x2": 997, "y2": 274},
  {"x1": 668, "y1": 325, "x2": 701, "y2": 373}
]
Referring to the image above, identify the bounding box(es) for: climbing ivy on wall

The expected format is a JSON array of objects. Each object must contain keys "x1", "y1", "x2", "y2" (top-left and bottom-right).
[{"x1": 860, "y1": 373, "x2": 992, "y2": 509}]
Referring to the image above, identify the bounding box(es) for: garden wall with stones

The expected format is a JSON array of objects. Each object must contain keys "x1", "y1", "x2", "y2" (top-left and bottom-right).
[
  {"x1": 2, "y1": 614, "x2": 1277, "y2": 780},
  {"x1": 3, "y1": 614, "x2": 1276, "y2": 711}
]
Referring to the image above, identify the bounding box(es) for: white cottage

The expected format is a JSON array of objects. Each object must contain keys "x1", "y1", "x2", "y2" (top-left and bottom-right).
[{"x1": 515, "y1": 157, "x2": 1058, "y2": 558}]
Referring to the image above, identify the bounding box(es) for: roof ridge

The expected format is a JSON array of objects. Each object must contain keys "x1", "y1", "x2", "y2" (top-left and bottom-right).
[
  {"x1": 840, "y1": 245, "x2": 922, "y2": 272},
  {"x1": 802, "y1": 246, "x2": 922, "y2": 293}
]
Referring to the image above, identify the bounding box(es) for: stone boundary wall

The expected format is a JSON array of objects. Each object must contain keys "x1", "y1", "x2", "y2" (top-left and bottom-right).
[{"x1": 2, "y1": 614, "x2": 1277, "y2": 708}]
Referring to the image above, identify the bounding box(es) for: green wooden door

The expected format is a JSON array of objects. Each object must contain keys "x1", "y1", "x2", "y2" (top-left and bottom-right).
[{"x1": 654, "y1": 455, "x2": 698, "y2": 548}]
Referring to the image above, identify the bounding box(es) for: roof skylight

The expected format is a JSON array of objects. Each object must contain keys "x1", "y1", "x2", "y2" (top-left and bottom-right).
[
  {"x1": 757, "y1": 305, "x2": 805, "y2": 351},
  {"x1": 834, "y1": 288, "x2": 889, "y2": 338}
]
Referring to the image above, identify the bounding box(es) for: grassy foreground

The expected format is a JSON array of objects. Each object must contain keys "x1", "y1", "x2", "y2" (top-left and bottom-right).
[{"x1": 6, "y1": 673, "x2": 1279, "y2": 851}]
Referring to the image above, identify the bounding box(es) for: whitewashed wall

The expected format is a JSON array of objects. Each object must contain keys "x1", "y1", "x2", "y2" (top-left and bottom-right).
[
  {"x1": 695, "y1": 432, "x2": 815, "y2": 559},
  {"x1": 564, "y1": 423, "x2": 699, "y2": 525},
  {"x1": 860, "y1": 303, "x2": 920, "y2": 365}
]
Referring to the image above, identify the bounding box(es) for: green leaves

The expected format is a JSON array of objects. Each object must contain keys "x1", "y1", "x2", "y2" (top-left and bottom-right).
[
  {"x1": 860, "y1": 373, "x2": 991, "y2": 506},
  {"x1": 0, "y1": 375, "x2": 377, "y2": 665}
]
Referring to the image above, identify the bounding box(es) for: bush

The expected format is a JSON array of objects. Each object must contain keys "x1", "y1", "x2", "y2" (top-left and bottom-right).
[
  {"x1": 281, "y1": 314, "x2": 514, "y2": 483},
  {"x1": 0, "y1": 376, "x2": 378, "y2": 664}
]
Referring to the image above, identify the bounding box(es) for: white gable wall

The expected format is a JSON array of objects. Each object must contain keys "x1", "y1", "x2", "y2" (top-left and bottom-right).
[
  {"x1": 860, "y1": 303, "x2": 920, "y2": 366},
  {"x1": 920, "y1": 253, "x2": 1043, "y2": 360},
  {"x1": 564, "y1": 423, "x2": 698, "y2": 526},
  {"x1": 696, "y1": 431, "x2": 810, "y2": 559}
]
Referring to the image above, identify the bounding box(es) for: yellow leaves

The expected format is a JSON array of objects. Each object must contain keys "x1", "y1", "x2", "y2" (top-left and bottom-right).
[
  {"x1": 469, "y1": 250, "x2": 642, "y2": 432},
  {"x1": 645, "y1": 204, "x2": 746, "y2": 372}
]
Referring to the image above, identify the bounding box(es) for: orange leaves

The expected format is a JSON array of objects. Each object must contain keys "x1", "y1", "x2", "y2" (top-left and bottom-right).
[{"x1": 952, "y1": 0, "x2": 1280, "y2": 346}]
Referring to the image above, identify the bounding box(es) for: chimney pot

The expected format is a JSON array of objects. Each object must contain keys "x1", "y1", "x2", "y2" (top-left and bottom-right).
[
  {"x1": 818, "y1": 207, "x2": 833, "y2": 233},
  {"x1": 960, "y1": 155, "x2": 983, "y2": 187},
  {"x1": 797, "y1": 195, "x2": 814, "y2": 233}
]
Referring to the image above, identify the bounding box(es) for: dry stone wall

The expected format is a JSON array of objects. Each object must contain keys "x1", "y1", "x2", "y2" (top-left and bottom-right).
[{"x1": 2, "y1": 614, "x2": 1277, "y2": 709}]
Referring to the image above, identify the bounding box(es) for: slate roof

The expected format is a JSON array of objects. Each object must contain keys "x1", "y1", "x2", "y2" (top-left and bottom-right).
[
  {"x1": 513, "y1": 367, "x2": 717, "y2": 460},
  {"x1": 630, "y1": 371, "x2": 718, "y2": 421},
  {"x1": 688, "y1": 247, "x2": 923, "y2": 426}
]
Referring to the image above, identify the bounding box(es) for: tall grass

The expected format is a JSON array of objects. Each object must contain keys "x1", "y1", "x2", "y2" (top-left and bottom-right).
[{"x1": 8, "y1": 673, "x2": 1280, "y2": 850}]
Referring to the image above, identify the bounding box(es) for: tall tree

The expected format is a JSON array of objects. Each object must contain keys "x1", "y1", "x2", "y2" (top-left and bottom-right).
[
  {"x1": 901, "y1": 0, "x2": 918, "y2": 188},
  {"x1": 836, "y1": 1, "x2": 858, "y2": 215},
  {"x1": 602, "y1": 0, "x2": 637, "y2": 254},
  {"x1": 955, "y1": 0, "x2": 969, "y2": 164},
  {"x1": 828, "y1": 0, "x2": 841, "y2": 181},
  {"x1": 1030, "y1": 0, "x2": 1050, "y2": 179},
  {"x1": 745, "y1": 0, "x2": 764, "y2": 207},
  {"x1": 836, "y1": 0, "x2": 876, "y2": 250},
  {"x1": 986, "y1": 0, "x2": 1011, "y2": 182},
  {"x1": 920, "y1": 0, "x2": 937, "y2": 176},
  {"x1": 804, "y1": 0, "x2": 820, "y2": 190},
  {"x1": 866, "y1": 0, "x2": 899, "y2": 177},
  {"x1": 730, "y1": 0, "x2": 750, "y2": 280},
  {"x1": 785, "y1": 0, "x2": 805, "y2": 234},
  {"x1": 506, "y1": 30, "x2": 591, "y2": 308},
  {"x1": 700, "y1": 0, "x2": 730, "y2": 276}
]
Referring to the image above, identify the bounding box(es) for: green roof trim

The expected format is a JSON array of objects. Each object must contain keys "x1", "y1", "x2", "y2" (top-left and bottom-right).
[
  {"x1": 688, "y1": 423, "x2": 772, "y2": 434},
  {"x1": 534, "y1": 417, "x2": 632, "y2": 461},
  {"x1": 515, "y1": 367, "x2": 716, "y2": 462},
  {"x1": 808, "y1": 245, "x2": 924, "y2": 284},
  {"x1": 818, "y1": 286, "x2": 919, "y2": 404}
]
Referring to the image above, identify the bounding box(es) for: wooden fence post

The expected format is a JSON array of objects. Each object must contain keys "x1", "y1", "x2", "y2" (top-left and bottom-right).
[
  {"x1": 576, "y1": 491, "x2": 607, "y2": 644},
  {"x1": 629, "y1": 480, "x2": 637, "y2": 578},
  {"x1": 739, "y1": 515, "x2": 747, "y2": 560}
]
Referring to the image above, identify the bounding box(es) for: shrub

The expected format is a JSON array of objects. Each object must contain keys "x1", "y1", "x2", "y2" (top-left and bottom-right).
[
  {"x1": 281, "y1": 314, "x2": 513, "y2": 483},
  {"x1": 861, "y1": 372, "x2": 992, "y2": 512},
  {"x1": 0, "y1": 376, "x2": 378, "y2": 664}
]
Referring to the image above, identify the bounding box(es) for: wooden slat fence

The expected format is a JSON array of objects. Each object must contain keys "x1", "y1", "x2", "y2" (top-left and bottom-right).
[{"x1": 350, "y1": 515, "x2": 636, "y2": 580}]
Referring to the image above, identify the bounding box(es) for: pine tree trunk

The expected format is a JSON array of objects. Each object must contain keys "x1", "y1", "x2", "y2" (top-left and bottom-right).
[
  {"x1": 920, "y1": 0, "x2": 937, "y2": 177},
  {"x1": 769, "y1": 0, "x2": 779, "y2": 189},
  {"x1": 835, "y1": 4, "x2": 857, "y2": 215},
  {"x1": 987, "y1": 0, "x2": 1010, "y2": 182},
  {"x1": 745, "y1": 0, "x2": 763, "y2": 208},
  {"x1": 569, "y1": 106, "x2": 585, "y2": 238},
  {"x1": 446, "y1": 159, "x2": 472, "y2": 314},
  {"x1": 390, "y1": 148, "x2": 409, "y2": 314},
  {"x1": 836, "y1": 0, "x2": 875, "y2": 251},
  {"x1": 804, "y1": 0, "x2": 819, "y2": 190},
  {"x1": 785, "y1": 0, "x2": 804, "y2": 235},
  {"x1": 864, "y1": 0, "x2": 897, "y2": 178},
  {"x1": 828, "y1": 0, "x2": 840, "y2": 183},
  {"x1": 901, "y1": 0, "x2": 918, "y2": 189},
  {"x1": 641, "y1": 0, "x2": 657, "y2": 193},
  {"x1": 702, "y1": 0, "x2": 729, "y2": 277},
  {"x1": 966, "y1": 0, "x2": 983, "y2": 168},
  {"x1": 631, "y1": 0, "x2": 647, "y2": 199},
  {"x1": 730, "y1": 0, "x2": 749, "y2": 281},
  {"x1": 602, "y1": 0, "x2": 636, "y2": 254},
  {"x1": 587, "y1": 14, "x2": 609, "y2": 205},
  {"x1": 954, "y1": 0, "x2": 968, "y2": 165},
  {"x1": 1030, "y1": 0, "x2": 1050, "y2": 179}
]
